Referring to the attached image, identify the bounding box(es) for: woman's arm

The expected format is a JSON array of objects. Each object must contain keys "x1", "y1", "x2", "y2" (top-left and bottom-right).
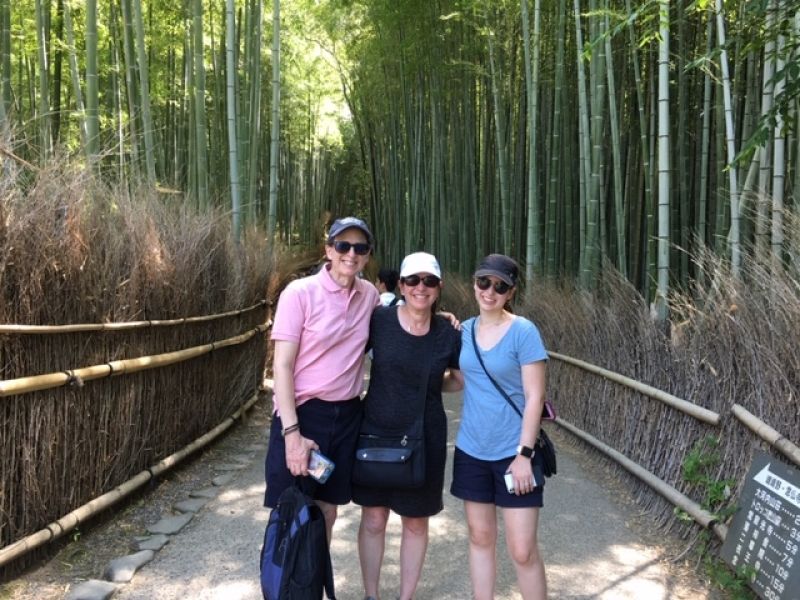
[
  {"x1": 518, "y1": 360, "x2": 547, "y2": 447},
  {"x1": 441, "y1": 368, "x2": 464, "y2": 392},
  {"x1": 507, "y1": 360, "x2": 547, "y2": 492},
  {"x1": 273, "y1": 340, "x2": 318, "y2": 476}
]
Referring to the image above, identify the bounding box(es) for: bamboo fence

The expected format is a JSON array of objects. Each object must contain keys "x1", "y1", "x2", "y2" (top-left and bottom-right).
[
  {"x1": 547, "y1": 351, "x2": 800, "y2": 543},
  {"x1": 525, "y1": 267, "x2": 800, "y2": 549},
  {"x1": 0, "y1": 303, "x2": 270, "y2": 577}
]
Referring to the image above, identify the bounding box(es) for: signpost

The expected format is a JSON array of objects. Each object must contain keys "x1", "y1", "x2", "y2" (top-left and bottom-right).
[{"x1": 720, "y1": 450, "x2": 800, "y2": 600}]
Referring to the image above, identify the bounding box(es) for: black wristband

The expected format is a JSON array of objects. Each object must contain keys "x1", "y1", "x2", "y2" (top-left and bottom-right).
[
  {"x1": 516, "y1": 445, "x2": 534, "y2": 458},
  {"x1": 281, "y1": 423, "x2": 300, "y2": 437}
]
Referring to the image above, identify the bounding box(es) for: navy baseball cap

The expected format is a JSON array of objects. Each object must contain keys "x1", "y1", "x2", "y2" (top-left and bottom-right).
[
  {"x1": 474, "y1": 254, "x2": 519, "y2": 287},
  {"x1": 327, "y1": 217, "x2": 374, "y2": 247}
]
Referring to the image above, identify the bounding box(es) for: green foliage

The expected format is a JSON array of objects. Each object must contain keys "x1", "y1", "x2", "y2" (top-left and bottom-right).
[
  {"x1": 678, "y1": 436, "x2": 755, "y2": 598},
  {"x1": 681, "y1": 435, "x2": 735, "y2": 516}
]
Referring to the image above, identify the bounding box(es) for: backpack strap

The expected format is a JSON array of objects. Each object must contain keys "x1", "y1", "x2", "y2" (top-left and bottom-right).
[{"x1": 324, "y1": 552, "x2": 336, "y2": 599}]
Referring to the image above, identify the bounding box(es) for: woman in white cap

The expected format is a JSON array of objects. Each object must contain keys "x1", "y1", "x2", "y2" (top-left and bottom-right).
[
  {"x1": 353, "y1": 252, "x2": 461, "y2": 600},
  {"x1": 449, "y1": 253, "x2": 549, "y2": 600}
]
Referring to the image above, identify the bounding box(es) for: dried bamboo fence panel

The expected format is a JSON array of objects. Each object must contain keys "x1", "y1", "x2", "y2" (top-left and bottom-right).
[
  {"x1": 0, "y1": 306, "x2": 270, "y2": 577},
  {"x1": 524, "y1": 266, "x2": 800, "y2": 547},
  {"x1": 0, "y1": 392, "x2": 260, "y2": 567},
  {"x1": 555, "y1": 417, "x2": 728, "y2": 540}
]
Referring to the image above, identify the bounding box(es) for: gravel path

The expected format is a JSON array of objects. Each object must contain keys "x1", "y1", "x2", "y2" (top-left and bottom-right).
[{"x1": 4, "y1": 392, "x2": 718, "y2": 599}]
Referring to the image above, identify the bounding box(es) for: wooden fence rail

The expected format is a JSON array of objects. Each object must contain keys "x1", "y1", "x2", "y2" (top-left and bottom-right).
[
  {"x1": 0, "y1": 323, "x2": 270, "y2": 397},
  {"x1": 0, "y1": 300, "x2": 268, "y2": 334},
  {"x1": 548, "y1": 351, "x2": 721, "y2": 425}
]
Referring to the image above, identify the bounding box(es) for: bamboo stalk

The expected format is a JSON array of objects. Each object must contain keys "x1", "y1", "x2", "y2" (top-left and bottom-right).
[
  {"x1": 732, "y1": 404, "x2": 800, "y2": 467},
  {"x1": 548, "y1": 351, "x2": 720, "y2": 425},
  {"x1": 0, "y1": 324, "x2": 269, "y2": 397},
  {"x1": 0, "y1": 301, "x2": 268, "y2": 334},
  {"x1": 555, "y1": 417, "x2": 728, "y2": 541},
  {"x1": 0, "y1": 392, "x2": 260, "y2": 567}
]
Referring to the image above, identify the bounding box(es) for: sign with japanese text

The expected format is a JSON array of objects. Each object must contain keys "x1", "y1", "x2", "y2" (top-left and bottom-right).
[{"x1": 720, "y1": 450, "x2": 800, "y2": 600}]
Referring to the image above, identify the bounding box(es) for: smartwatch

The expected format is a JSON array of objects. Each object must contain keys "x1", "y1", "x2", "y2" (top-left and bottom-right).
[{"x1": 516, "y1": 445, "x2": 534, "y2": 458}]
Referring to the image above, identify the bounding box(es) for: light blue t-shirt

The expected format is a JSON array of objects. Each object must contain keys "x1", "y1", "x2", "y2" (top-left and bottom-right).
[{"x1": 455, "y1": 316, "x2": 548, "y2": 460}]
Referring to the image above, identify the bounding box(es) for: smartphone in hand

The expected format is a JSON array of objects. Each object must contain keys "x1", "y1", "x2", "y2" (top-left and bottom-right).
[
  {"x1": 308, "y1": 450, "x2": 335, "y2": 483},
  {"x1": 504, "y1": 470, "x2": 538, "y2": 494}
]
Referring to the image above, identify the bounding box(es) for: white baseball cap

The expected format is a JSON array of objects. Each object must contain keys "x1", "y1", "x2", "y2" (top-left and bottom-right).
[{"x1": 399, "y1": 252, "x2": 442, "y2": 279}]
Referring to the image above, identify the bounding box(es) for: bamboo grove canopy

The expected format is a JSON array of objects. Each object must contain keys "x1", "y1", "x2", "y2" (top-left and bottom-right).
[{"x1": 0, "y1": 0, "x2": 798, "y2": 299}]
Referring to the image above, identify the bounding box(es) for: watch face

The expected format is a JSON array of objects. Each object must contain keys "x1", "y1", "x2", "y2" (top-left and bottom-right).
[{"x1": 517, "y1": 445, "x2": 534, "y2": 458}]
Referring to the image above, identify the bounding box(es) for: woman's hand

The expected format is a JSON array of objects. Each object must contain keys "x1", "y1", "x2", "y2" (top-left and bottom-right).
[
  {"x1": 508, "y1": 454, "x2": 536, "y2": 495},
  {"x1": 284, "y1": 432, "x2": 318, "y2": 476},
  {"x1": 437, "y1": 310, "x2": 461, "y2": 330}
]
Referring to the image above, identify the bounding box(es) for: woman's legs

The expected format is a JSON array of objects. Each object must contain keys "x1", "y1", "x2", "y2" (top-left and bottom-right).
[
  {"x1": 502, "y1": 507, "x2": 546, "y2": 600},
  {"x1": 359, "y1": 506, "x2": 390, "y2": 598},
  {"x1": 464, "y1": 501, "x2": 498, "y2": 600},
  {"x1": 398, "y1": 516, "x2": 429, "y2": 600}
]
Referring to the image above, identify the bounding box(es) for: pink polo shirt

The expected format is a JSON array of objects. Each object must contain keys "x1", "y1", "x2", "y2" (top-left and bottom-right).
[{"x1": 271, "y1": 265, "x2": 380, "y2": 408}]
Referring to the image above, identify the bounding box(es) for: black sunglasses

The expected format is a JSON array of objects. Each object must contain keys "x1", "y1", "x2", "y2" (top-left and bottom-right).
[
  {"x1": 401, "y1": 274, "x2": 440, "y2": 288},
  {"x1": 331, "y1": 240, "x2": 371, "y2": 256},
  {"x1": 475, "y1": 276, "x2": 512, "y2": 294}
]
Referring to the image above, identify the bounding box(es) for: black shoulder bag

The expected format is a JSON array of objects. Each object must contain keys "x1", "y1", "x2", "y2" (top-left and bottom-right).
[{"x1": 470, "y1": 323, "x2": 557, "y2": 477}]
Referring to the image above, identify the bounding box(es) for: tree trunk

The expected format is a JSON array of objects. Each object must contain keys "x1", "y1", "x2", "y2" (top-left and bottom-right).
[
  {"x1": 655, "y1": 0, "x2": 670, "y2": 321},
  {"x1": 267, "y1": 0, "x2": 280, "y2": 240}
]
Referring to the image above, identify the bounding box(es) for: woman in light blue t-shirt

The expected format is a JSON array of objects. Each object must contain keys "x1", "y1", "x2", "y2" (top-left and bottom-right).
[{"x1": 448, "y1": 254, "x2": 549, "y2": 600}]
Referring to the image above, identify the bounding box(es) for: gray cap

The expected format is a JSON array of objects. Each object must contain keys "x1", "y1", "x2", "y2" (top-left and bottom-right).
[
  {"x1": 327, "y1": 217, "x2": 374, "y2": 247},
  {"x1": 474, "y1": 254, "x2": 519, "y2": 287}
]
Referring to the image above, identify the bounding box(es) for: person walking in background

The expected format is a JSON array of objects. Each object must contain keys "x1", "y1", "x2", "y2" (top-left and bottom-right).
[
  {"x1": 353, "y1": 252, "x2": 461, "y2": 600},
  {"x1": 449, "y1": 254, "x2": 549, "y2": 600},
  {"x1": 264, "y1": 217, "x2": 380, "y2": 542},
  {"x1": 376, "y1": 267, "x2": 402, "y2": 306}
]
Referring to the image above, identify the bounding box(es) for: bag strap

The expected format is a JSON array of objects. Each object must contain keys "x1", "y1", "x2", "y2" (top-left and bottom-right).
[
  {"x1": 411, "y1": 321, "x2": 434, "y2": 434},
  {"x1": 470, "y1": 319, "x2": 523, "y2": 419}
]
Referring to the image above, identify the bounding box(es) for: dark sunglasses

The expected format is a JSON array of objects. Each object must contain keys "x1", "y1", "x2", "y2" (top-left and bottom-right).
[
  {"x1": 475, "y1": 276, "x2": 512, "y2": 294},
  {"x1": 331, "y1": 240, "x2": 371, "y2": 255},
  {"x1": 401, "y1": 274, "x2": 440, "y2": 288}
]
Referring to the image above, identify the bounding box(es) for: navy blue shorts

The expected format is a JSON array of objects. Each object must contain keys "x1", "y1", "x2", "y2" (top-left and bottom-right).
[
  {"x1": 264, "y1": 397, "x2": 362, "y2": 508},
  {"x1": 450, "y1": 447, "x2": 544, "y2": 508}
]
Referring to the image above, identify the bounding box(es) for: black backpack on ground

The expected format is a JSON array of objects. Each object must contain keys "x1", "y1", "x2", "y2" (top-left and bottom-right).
[{"x1": 260, "y1": 485, "x2": 336, "y2": 599}]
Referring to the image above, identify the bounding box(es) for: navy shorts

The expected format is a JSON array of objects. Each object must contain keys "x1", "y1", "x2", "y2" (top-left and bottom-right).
[
  {"x1": 450, "y1": 447, "x2": 544, "y2": 508},
  {"x1": 264, "y1": 397, "x2": 363, "y2": 508}
]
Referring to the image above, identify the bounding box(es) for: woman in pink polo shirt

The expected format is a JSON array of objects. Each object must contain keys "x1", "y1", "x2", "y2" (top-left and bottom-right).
[{"x1": 264, "y1": 217, "x2": 380, "y2": 542}]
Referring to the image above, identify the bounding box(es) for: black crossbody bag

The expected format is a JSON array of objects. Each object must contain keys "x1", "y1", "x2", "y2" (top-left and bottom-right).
[
  {"x1": 470, "y1": 323, "x2": 557, "y2": 477},
  {"x1": 352, "y1": 333, "x2": 432, "y2": 489}
]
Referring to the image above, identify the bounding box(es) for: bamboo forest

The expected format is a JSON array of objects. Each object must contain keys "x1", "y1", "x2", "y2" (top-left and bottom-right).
[
  {"x1": 1, "y1": 0, "x2": 799, "y2": 304},
  {"x1": 3, "y1": 2, "x2": 800, "y2": 594}
]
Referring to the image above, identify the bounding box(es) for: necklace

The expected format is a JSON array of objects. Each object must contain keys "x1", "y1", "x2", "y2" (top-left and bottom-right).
[{"x1": 399, "y1": 307, "x2": 430, "y2": 334}]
